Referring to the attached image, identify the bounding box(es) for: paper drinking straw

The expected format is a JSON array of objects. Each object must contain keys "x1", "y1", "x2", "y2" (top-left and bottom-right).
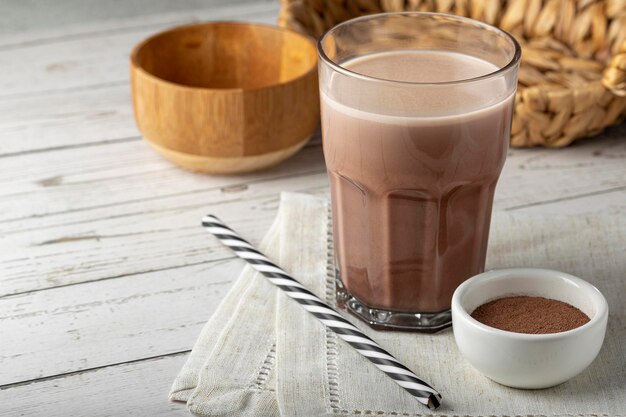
[{"x1": 202, "y1": 214, "x2": 442, "y2": 410}]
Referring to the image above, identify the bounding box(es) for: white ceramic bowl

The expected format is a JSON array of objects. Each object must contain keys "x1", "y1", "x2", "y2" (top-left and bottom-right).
[{"x1": 451, "y1": 268, "x2": 608, "y2": 389}]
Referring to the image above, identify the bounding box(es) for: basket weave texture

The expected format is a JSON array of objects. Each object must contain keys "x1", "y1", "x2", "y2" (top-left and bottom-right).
[{"x1": 279, "y1": 0, "x2": 626, "y2": 147}]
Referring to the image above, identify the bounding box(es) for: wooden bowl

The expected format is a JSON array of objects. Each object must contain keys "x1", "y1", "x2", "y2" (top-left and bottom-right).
[{"x1": 130, "y1": 22, "x2": 319, "y2": 174}]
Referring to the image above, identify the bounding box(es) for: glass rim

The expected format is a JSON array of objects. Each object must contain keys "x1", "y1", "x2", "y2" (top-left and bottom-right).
[{"x1": 317, "y1": 11, "x2": 522, "y2": 87}]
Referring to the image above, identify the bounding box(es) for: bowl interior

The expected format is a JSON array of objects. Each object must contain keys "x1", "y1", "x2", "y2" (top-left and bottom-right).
[
  {"x1": 132, "y1": 22, "x2": 317, "y2": 90},
  {"x1": 459, "y1": 270, "x2": 604, "y2": 321}
]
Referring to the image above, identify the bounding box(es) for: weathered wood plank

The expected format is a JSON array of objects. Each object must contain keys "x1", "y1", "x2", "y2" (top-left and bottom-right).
[
  {"x1": 0, "y1": 167, "x2": 328, "y2": 297},
  {"x1": 0, "y1": 140, "x2": 325, "y2": 223},
  {"x1": 498, "y1": 132, "x2": 626, "y2": 210},
  {"x1": 0, "y1": 353, "x2": 190, "y2": 416},
  {"x1": 509, "y1": 185, "x2": 626, "y2": 215},
  {"x1": 0, "y1": 84, "x2": 139, "y2": 156},
  {"x1": 0, "y1": 3, "x2": 278, "y2": 99},
  {"x1": 0, "y1": 0, "x2": 275, "y2": 48},
  {"x1": 0, "y1": 258, "x2": 240, "y2": 385}
]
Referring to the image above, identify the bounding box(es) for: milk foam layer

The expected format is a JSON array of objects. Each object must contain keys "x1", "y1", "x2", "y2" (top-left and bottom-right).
[{"x1": 326, "y1": 50, "x2": 511, "y2": 118}]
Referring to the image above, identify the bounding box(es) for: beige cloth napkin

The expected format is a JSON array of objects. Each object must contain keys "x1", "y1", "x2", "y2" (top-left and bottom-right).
[{"x1": 170, "y1": 192, "x2": 626, "y2": 416}]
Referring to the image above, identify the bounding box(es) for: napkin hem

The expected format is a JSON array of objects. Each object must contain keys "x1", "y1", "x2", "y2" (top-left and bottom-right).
[
  {"x1": 324, "y1": 202, "x2": 341, "y2": 412},
  {"x1": 249, "y1": 343, "x2": 277, "y2": 392}
]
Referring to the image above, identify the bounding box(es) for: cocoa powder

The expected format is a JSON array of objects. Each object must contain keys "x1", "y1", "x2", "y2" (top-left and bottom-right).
[{"x1": 470, "y1": 296, "x2": 590, "y2": 334}]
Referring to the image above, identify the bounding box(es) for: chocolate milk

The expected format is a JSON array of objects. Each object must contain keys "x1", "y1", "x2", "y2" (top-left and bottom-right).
[{"x1": 322, "y1": 51, "x2": 514, "y2": 313}]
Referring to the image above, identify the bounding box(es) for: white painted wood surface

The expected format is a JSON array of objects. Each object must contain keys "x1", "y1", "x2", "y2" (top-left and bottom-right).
[{"x1": 0, "y1": 1, "x2": 624, "y2": 416}]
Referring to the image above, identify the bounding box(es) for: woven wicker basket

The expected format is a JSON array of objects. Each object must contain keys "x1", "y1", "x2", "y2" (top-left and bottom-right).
[{"x1": 279, "y1": 0, "x2": 626, "y2": 147}]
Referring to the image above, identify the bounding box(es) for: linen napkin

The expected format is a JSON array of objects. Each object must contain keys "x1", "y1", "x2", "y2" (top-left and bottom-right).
[
  {"x1": 170, "y1": 192, "x2": 626, "y2": 416},
  {"x1": 169, "y1": 198, "x2": 282, "y2": 416}
]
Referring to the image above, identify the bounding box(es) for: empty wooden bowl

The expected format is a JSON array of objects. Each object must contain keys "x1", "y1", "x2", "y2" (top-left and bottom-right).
[{"x1": 130, "y1": 22, "x2": 319, "y2": 174}]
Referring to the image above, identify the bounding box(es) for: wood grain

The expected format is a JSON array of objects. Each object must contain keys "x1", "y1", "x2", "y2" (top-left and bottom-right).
[
  {"x1": 0, "y1": 162, "x2": 328, "y2": 296},
  {"x1": 0, "y1": 259, "x2": 239, "y2": 384},
  {"x1": 0, "y1": 140, "x2": 325, "y2": 224},
  {"x1": 0, "y1": 84, "x2": 138, "y2": 157},
  {"x1": 0, "y1": 0, "x2": 277, "y2": 49},
  {"x1": 0, "y1": 353, "x2": 190, "y2": 416}
]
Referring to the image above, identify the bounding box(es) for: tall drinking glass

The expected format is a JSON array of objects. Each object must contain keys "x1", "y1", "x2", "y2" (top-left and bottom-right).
[{"x1": 318, "y1": 12, "x2": 521, "y2": 331}]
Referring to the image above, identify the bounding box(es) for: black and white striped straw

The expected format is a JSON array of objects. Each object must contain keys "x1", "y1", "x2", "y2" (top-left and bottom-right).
[{"x1": 202, "y1": 214, "x2": 442, "y2": 410}]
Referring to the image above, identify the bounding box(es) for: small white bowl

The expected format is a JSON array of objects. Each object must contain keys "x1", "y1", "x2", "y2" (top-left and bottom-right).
[{"x1": 451, "y1": 268, "x2": 608, "y2": 389}]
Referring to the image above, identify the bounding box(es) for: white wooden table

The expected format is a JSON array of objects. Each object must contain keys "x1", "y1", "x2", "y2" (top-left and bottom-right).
[{"x1": 0, "y1": 2, "x2": 625, "y2": 415}]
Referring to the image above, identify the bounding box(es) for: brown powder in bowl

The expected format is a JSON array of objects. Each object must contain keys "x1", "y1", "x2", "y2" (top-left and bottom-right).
[{"x1": 470, "y1": 296, "x2": 590, "y2": 334}]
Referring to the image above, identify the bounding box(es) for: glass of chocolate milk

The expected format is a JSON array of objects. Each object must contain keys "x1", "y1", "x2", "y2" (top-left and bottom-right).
[{"x1": 318, "y1": 13, "x2": 521, "y2": 331}]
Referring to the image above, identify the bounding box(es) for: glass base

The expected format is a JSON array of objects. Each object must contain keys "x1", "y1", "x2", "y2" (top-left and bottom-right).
[{"x1": 335, "y1": 276, "x2": 452, "y2": 333}]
